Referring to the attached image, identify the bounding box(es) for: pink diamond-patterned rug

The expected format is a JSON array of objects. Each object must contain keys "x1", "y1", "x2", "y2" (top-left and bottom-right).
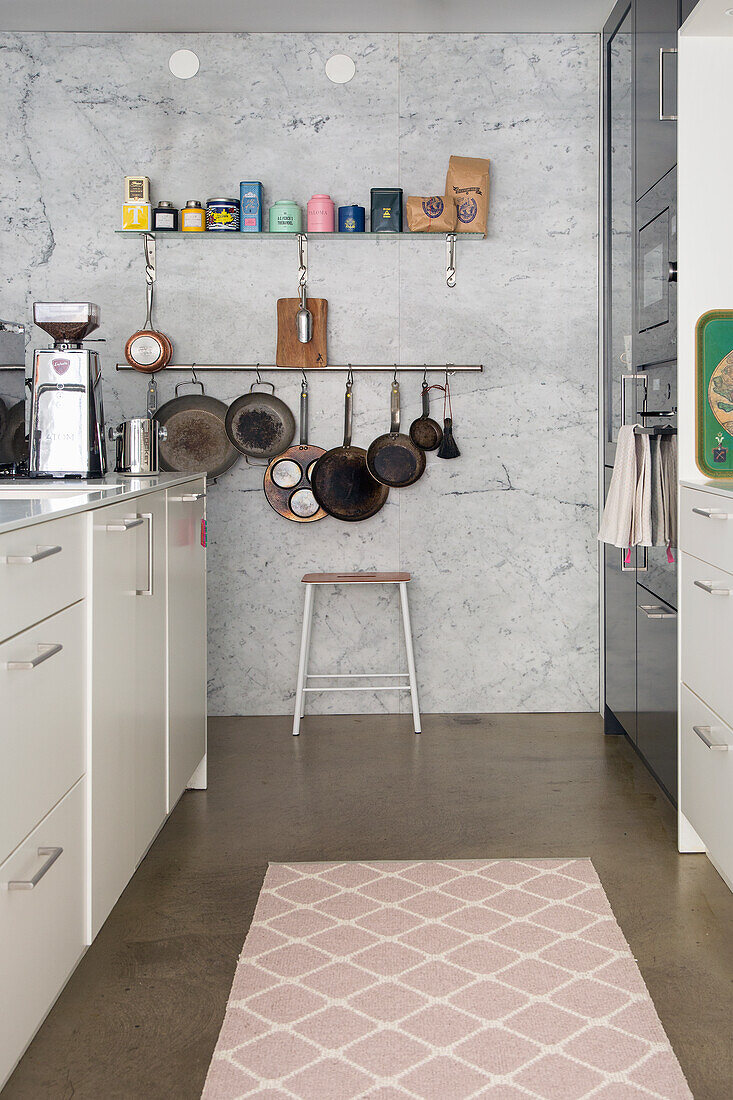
[{"x1": 202, "y1": 860, "x2": 692, "y2": 1099}]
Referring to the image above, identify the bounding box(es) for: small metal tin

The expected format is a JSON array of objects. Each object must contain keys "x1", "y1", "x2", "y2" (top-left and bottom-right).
[
  {"x1": 269, "y1": 200, "x2": 302, "y2": 233},
  {"x1": 153, "y1": 201, "x2": 178, "y2": 232},
  {"x1": 122, "y1": 202, "x2": 152, "y2": 231},
  {"x1": 206, "y1": 198, "x2": 240, "y2": 231},
  {"x1": 181, "y1": 200, "x2": 206, "y2": 232},
  {"x1": 240, "y1": 181, "x2": 263, "y2": 232},
  {"x1": 370, "y1": 187, "x2": 403, "y2": 232},
  {"x1": 338, "y1": 204, "x2": 365, "y2": 233}
]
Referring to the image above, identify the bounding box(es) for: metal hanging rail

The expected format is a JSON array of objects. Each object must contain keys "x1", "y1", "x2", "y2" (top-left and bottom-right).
[{"x1": 115, "y1": 363, "x2": 483, "y2": 373}]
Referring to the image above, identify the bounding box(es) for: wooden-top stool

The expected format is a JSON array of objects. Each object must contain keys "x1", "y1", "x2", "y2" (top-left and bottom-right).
[{"x1": 292, "y1": 572, "x2": 421, "y2": 737}]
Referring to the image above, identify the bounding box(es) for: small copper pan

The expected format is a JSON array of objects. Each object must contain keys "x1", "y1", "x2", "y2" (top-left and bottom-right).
[
  {"x1": 263, "y1": 381, "x2": 327, "y2": 522},
  {"x1": 125, "y1": 280, "x2": 172, "y2": 373}
]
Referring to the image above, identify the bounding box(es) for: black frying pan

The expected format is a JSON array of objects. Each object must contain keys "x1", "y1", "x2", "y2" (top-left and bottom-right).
[
  {"x1": 226, "y1": 381, "x2": 296, "y2": 460},
  {"x1": 409, "y1": 382, "x2": 443, "y2": 451},
  {"x1": 155, "y1": 380, "x2": 240, "y2": 478},
  {"x1": 311, "y1": 383, "x2": 388, "y2": 522},
  {"x1": 367, "y1": 380, "x2": 426, "y2": 488}
]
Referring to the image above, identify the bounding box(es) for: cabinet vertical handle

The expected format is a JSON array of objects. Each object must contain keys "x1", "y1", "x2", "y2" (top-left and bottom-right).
[
  {"x1": 7, "y1": 847, "x2": 63, "y2": 889},
  {"x1": 621, "y1": 373, "x2": 646, "y2": 429},
  {"x1": 659, "y1": 46, "x2": 678, "y2": 122},
  {"x1": 693, "y1": 725, "x2": 730, "y2": 751},
  {"x1": 136, "y1": 513, "x2": 154, "y2": 597}
]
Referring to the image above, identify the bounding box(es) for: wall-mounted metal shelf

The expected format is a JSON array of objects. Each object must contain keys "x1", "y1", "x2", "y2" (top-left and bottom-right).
[{"x1": 115, "y1": 363, "x2": 483, "y2": 373}]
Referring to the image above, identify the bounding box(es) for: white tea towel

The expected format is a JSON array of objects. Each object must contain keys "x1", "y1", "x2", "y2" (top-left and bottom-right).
[
  {"x1": 633, "y1": 431, "x2": 652, "y2": 546},
  {"x1": 650, "y1": 435, "x2": 666, "y2": 545},
  {"x1": 660, "y1": 434, "x2": 678, "y2": 549},
  {"x1": 598, "y1": 425, "x2": 637, "y2": 548}
]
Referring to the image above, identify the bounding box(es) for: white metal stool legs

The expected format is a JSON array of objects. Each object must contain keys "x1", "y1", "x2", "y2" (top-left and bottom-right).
[
  {"x1": 293, "y1": 583, "x2": 315, "y2": 736},
  {"x1": 300, "y1": 585, "x2": 315, "y2": 719},
  {"x1": 399, "y1": 581, "x2": 422, "y2": 734}
]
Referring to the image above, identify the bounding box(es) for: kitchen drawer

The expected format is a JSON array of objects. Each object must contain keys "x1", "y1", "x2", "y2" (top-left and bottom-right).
[
  {"x1": 680, "y1": 486, "x2": 733, "y2": 573},
  {"x1": 0, "y1": 601, "x2": 85, "y2": 861},
  {"x1": 0, "y1": 513, "x2": 86, "y2": 643},
  {"x1": 680, "y1": 550, "x2": 733, "y2": 729},
  {"x1": 680, "y1": 686, "x2": 733, "y2": 889},
  {"x1": 0, "y1": 778, "x2": 86, "y2": 1090}
]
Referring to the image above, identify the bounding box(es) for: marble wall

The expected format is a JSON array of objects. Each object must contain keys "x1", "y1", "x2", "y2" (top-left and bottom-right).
[{"x1": 0, "y1": 31, "x2": 600, "y2": 715}]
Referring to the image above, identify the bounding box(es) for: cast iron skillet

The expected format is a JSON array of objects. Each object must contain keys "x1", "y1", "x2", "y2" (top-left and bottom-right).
[
  {"x1": 367, "y1": 380, "x2": 426, "y2": 488},
  {"x1": 311, "y1": 383, "x2": 388, "y2": 522},
  {"x1": 226, "y1": 381, "x2": 295, "y2": 461},
  {"x1": 155, "y1": 380, "x2": 240, "y2": 479},
  {"x1": 409, "y1": 381, "x2": 443, "y2": 452},
  {"x1": 263, "y1": 381, "x2": 327, "y2": 522}
]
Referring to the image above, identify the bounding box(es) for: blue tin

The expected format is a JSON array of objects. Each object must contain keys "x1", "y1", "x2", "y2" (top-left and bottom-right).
[
  {"x1": 338, "y1": 204, "x2": 365, "y2": 233},
  {"x1": 239, "y1": 181, "x2": 263, "y2": 232}
]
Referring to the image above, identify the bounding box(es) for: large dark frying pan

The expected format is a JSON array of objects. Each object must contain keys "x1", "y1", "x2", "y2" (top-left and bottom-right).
[
  {"x1": 1, "y1": 401, "x2": 27, "y2": 464},
  {"x1": 263, "y1": 381, "x2": 327, "y2": 522},
  {"x1": 367, "y1": 380, "x2": 426, "y2": 488},
  {"x1": 311, "y1": 383, "x2": 388, "y2": 522},
  {"x1": 226, "y1": 380, "x2": 295, "y2": 460},
  {"x1": 155, "y1": 380, "x2": 239, "y2": 478},
  {"x1": 409, "y1": 382, "x2": 443, "y2": 452}
]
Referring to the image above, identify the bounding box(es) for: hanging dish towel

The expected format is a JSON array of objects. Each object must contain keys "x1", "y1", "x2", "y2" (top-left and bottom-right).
[
  {"x1": 633, "y1": 431, "x2": 652, "y2": 547},
  {"x1": 598, "y1": 425, "x2": 637, "y2": 548},
  {"x1": 660, "y1": 433, "x2": 678, "y2": 551},
  {"x1": 650, "y1": 435, "x2": 666, "y2": 546}
]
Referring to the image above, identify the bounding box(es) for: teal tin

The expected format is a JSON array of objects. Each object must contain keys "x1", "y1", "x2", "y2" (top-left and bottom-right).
[
  {"x1": 269, "y1": 200, "x2": 302, "y2": 233},
  {"x1": 239, "y1": 181, "x2": 263, "y2": 232}
]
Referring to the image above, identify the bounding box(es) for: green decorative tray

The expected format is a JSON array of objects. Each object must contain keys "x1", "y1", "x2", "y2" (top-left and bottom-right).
[{"x1": 696, "y1": 309, "x2": 733, "y2": 477}]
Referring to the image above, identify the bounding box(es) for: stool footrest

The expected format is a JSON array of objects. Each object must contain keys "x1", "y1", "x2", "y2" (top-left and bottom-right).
[
  {"x1": 302, "y1": 686, "x2": 411, "y2": 692},
  {"x1": 306, "y1": 672, "x2": 409, "y2": 679}
]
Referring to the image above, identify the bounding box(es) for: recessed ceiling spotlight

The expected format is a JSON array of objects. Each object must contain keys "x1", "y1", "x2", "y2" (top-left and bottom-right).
[
  {"x1": 169, "y1": 49, "x2": 200, "y2": 79},
  {"x1": 325, "y1": 54, "x2": 356, "y2": 84}
]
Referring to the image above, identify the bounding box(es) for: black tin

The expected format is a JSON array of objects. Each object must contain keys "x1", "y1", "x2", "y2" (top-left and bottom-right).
[
  {"x1": 153, "y1": 201, "x2": 179, "y2": 231},
  {"x1": 370, "y1": 188, "x2": 403, "y2": 232}
]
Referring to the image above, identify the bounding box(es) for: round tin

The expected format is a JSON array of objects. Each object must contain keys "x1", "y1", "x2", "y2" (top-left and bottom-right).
[
  {"x1": 338, "y1": 204, "x2": 365, "y2": 233},
  {"x1": 307, "y1": 194, "x2": 335, "y2": 232},
  {"x1": 206, "y1": 198, "x2": 240, "y2": 231},
  {"x1": 153, "y1": 201, "x2": 178, "y2": 232},
  {"x1": 269, "y1": 200, "x2": 302, "y2": 233},
  {"x1": 181, "y1": 200, "x2": 206, "y2": 232}
]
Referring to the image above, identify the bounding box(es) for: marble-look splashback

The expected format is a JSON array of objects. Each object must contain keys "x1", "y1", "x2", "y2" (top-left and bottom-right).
[{"x1": 0, "y1": 32, "x2": 599, "y2": 715}]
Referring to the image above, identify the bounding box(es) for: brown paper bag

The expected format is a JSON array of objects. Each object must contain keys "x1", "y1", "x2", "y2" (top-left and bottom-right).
[
  {"x1": 406, "y1": 195, "x2": 457, "y2": 233},
  {"x1": 445, "y1": 155, "x2": 490, "y2": 235}
]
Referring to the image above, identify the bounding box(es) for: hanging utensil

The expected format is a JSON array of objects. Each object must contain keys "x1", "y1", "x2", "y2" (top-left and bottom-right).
[
  {"x1": 124, "y1": 235, "x2": 172, "y2": 373},
  {"x1": 437, "y1": 374, "x2": 460, "y2": 459},
  {"x1": 295, "y1": 237, "x2": 312, "y2": 343},
  {"x1": 366, "y1": 378, "x2": 426, "y2": 488},
  {"x1": 311, "y1": 377, "x2": 389, "y2": 522},
  {"x1": 263, "y1": 378, "x2": 327, "y2": 522},
  {"x1": 155, "y1": 379, "x2": 240, "y2": 478},
  {"x1": 409, "y1": 380, "x2": 443, "y2": 452},
  {"x1": 225, "y1": 377, "x2": 296, "y2": 460},
  {"x1": 146, "y1": 376, "x2": 158, "y2": 417}
]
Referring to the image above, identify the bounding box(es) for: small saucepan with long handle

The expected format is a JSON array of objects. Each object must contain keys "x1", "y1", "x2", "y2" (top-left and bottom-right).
[
  {"x1": 409, "y1": 381, "x2": 443, "y2": 452},
  {"x1": 124, "y1": 262, "x2": 172, "y2": 373},
  {"x1": 367, "y1": 379, "x2": 426, "y2": 488},
  {"x1": 263, "y1": 379, "x2": 327, "y2": 522}
]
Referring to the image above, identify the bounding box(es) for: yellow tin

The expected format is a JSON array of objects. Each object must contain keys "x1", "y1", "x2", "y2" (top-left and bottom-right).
[
  {"x1": 122, "y1": 202, "x2": 152, "y2": 231},
  {"x1": 181, "y1": 200, "x2": 206, "y2": 232}
]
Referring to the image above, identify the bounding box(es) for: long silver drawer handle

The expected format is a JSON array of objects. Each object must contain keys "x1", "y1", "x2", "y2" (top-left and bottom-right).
[
  {"x1": 7, "y1": 846, "x2": 63, "y2": 890},
  {"x1": 638, "y1": 604, "x2": 676, "y2": 619},
  {"x1": 6, "y1": 642, "x2": 63, "y2": 670},
  {"x1": 5, "y1": 545, "x2": 62, "y2": 565},
  {"x1": 659, "y1": 46, "x2": 678, "y2": 122},
  {"x1": 694, "y1": 580, "x2": 733, "y2": 596},
  {"x1": 136, "y1": 513, "x2": 154, "y2": 597},
  {"x1": 692, "y1": 507, "x2": 731, "y2": 520},
  {"x1": 105, "y1": 516, "x2": 144, "y2": 532},
  {"x1": 170, "y1": 492, "x2": 204, "y2": 502},
  {"x1": 693, "y1": 725, "x2": 730, "y2": 751}
]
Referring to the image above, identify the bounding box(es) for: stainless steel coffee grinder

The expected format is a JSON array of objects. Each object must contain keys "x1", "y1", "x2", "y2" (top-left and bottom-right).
[{"x1": 29, "y1": 302, "x2": 107, "y2": 478}]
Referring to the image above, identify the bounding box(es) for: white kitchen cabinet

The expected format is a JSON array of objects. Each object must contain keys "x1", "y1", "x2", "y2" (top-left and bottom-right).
[
  {"x1": 132, "y1": 491, "x2": 168, "y2": 864},
  {"x1": 167, "y1": 482, "x2": 207, "y2": 809},
  {"x1": 0, "y1": 778, "x2": 86, "y2": 1090},
  {"x1": 0, "y1": 512, "x2": 85, "y2": 643}
]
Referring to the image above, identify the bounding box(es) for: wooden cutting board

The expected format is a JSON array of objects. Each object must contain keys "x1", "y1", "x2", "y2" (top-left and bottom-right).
[{"x1": 276, "y1": 298, "x2": 328, "y2": 368}]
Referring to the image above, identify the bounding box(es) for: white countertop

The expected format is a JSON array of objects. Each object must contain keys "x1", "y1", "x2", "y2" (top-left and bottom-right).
[
  {"x1": 681, "y1": 478, "x2": 733, "y2": 500},
  {"x1": 0, "y1": 473, "x2": 205, "y2": 535}
]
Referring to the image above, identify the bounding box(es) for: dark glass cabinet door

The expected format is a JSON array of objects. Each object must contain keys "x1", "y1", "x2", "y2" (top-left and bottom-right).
[
  {"x1": 635, "y1": 0, "x2": 678, "y2": 200},
  {"x1": 603, "y1": 3, "x2": 634, "y2": 466},
  {"x1": 636, "y1": 591, "x2": 678, "y2": 801},
  {"x1": 604, "y1": 469, "x2": 638, "y2": 739}
]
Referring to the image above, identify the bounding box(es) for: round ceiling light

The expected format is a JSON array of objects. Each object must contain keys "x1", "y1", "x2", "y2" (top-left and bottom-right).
[
  {"x1": 169, "y1": 49, "x2": 200, "y2": 79},
  {"x1": 325, "y1": 54, "x2": 356, "y2": 84}
]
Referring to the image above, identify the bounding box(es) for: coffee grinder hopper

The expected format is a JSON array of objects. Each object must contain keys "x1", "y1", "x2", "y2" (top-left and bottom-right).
[{"x1": 33, "y1": 302, "x2": 100, "y2": 346}]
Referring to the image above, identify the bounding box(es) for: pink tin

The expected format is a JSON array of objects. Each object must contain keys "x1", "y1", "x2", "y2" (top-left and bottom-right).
[{"x1": 307, "y1": 194, "x2": 335, "y2": 232}]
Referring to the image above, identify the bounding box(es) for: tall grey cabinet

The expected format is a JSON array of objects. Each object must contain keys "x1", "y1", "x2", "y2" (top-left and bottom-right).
[{"x1": 602, "y1": 0, "x2": 687, "y2": 803}]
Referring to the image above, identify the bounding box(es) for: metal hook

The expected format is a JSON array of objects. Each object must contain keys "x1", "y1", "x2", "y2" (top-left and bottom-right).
[
  {"x1": 297, "y1": 233, "x2": 308, "y2": 290},
  {"x1": 255, "y1": 364, "x2": 262, "y2": 385},
  {"x1": 144, "y1": 233, "x2": 156, "y2": 285},
  {"x1": 191, "y1": 364, "x2": 198, "y2": 385},
  {"x1": 347, "y1": 365, "x2": 354, "y2": 388},
  {"x1": 301, "y1": 368, "x2": 308, "y2": 393},
  {"x1": 393, "y1": 367, "x2": 398, "y2": 385},
  {"x1": 445, "y1": 233, "x2": 457, "y2": 288},
  {"x1": 422, "y1": 367, "x2": 428, "y2": 387}
]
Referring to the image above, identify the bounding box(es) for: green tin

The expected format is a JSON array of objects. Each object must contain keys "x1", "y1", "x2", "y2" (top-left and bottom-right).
[
  {"x1": 696, "y1": 309, "x2": 733, "y2": 477},
  {"x1": 269, "y1": 200, "x2": 302, "y2": 233}
]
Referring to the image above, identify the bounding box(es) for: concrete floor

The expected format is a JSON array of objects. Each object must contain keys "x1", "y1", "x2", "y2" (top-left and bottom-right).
[{"x1": 4, "y1": 714, "x2": 733, "y2": 1099}]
